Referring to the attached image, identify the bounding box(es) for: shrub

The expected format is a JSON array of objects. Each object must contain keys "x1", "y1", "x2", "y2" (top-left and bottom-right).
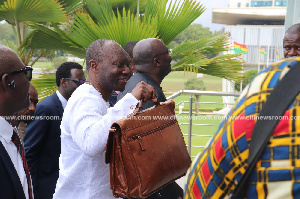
[
  {"x1": 235, "y1": 70, "x2": 257, "y2": 91},
  {"x1": 184, "y1": 77, "x2": 206, "y2": 90}
]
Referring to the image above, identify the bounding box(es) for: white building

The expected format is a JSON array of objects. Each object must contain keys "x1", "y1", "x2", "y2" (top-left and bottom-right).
[{"x1": 213, "y1": 0, "x2": 287, "y2": 70}]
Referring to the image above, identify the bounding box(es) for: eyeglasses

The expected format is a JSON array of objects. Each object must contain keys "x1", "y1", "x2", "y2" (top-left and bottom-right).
[
  {"x1": 4, "y1": 66, "x2": 33, "y2": 81},
  {"x1": 64, "y1": 78, "x2": 86, "y2": 86}
]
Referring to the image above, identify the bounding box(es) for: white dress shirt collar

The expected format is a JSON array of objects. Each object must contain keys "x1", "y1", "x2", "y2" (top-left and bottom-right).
[
  {"x1": 0, "y1": 116, "x2": 13, "y2": 144},
  {"x1": 56, "y1": 90, "x2": 68, "y2": 109}
]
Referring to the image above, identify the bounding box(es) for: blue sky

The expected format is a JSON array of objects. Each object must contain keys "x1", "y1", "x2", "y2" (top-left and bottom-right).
[{"x1": 193, "y1": 0, "x2": 230, "y2": 31}]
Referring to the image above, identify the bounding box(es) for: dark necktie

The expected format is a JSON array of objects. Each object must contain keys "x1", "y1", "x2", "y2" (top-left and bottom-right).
[{"x1": 12, "y1": 130, "x2": 33, "y2": 199}]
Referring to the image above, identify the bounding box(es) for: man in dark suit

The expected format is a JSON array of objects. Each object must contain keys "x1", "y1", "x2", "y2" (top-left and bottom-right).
[
  {"x1": 24, "y1": 62, "x2": 85, "y2": 199},
  {"x1": 0, "y1": 44, "x2": 34, "y2": 199},
  {"x1": 118, "y1": 38, "x2": 183, "y2": 199}
]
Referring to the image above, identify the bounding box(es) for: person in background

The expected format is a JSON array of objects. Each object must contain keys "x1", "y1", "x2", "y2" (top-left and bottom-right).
[
  {"x1": 184, "y1": 37, "x2": 300, "y2": 198},
  {"x1": 0, "y1": 44, "x2": 34, "y2": 199},
  {"x1": 53, "y1": 39, "x2": 157, "y2": 199},
  {"x1": 124, "y1": 40, "x2": 138, "y2": 74},
  {"x1": 11, "y1": 84, "x2": 38, "y2": 139},
  {"x1": 283, "y1": 23, "x2": 300, "y2": 58},
  {"x1": 24, "y1": 62, "x2": 85, "y2": 199},
  {"x1": 117, "y1": 38, "x2": 183, "y2": 199}
]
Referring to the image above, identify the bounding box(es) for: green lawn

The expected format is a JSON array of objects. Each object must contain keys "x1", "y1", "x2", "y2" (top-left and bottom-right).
[
  {"x1": 32, "y1": 61, "x2": 54, "y2": 71},
  {"x1": 161, "y1": 71, "x2": 223, "y2": 92},
  {"x1": 172, "y1": 98, "x2": 224, "y2": 157}
]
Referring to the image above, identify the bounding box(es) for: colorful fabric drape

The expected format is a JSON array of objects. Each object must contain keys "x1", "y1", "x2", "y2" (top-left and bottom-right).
[
  {"x1": 233, "y1": 42, "x2": 248, "y2": 54},
  {"x1": 276, "y1": 48, "x2": 280, "y2": 58},
  {"x1": 184, "y1": 57, "x2": 300, "y2": 199}
]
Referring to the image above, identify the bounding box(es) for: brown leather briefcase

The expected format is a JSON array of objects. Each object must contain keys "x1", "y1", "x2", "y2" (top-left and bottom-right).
[{"x1": 105, "y1": 99, "x2": 191, "y2": 198}]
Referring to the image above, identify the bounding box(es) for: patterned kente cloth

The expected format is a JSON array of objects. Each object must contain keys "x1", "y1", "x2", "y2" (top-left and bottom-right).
[{"x1": 184, "y1": 57, "x2": 300, "y2": 199}]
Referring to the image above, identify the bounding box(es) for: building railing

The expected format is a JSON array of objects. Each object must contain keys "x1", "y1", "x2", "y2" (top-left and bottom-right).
[{"x1": 167, "y1": 90, "x2": 240, "y2": 157}]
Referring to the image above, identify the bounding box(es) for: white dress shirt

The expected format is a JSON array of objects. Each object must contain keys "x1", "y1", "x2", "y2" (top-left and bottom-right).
[
  {"x1": 56, "y1": 90, "x2": 67, "y2": 109},
  {"x1": 0, "y1": 117, "x2": 31, "y2": 199},
  {"x1": 53, "y1": 84, "x2": 138, "y2": 199}
]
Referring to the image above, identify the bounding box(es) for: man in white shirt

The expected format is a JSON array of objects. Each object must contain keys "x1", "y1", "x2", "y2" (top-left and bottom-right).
[
  {"x1": 24, "y1": 62, "x2": 85, "y2": 199},
  {"x1": 0, "y1": 44, "x2": 34, "y2": 199},
  {"x1": 53, "y1": 39, "x2": 157, "y2": 199}
]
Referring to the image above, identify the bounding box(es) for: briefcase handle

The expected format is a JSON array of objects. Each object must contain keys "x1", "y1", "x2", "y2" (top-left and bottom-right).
[{"x1": 132, "y1": 98, "x2": 160, "y2": 115}]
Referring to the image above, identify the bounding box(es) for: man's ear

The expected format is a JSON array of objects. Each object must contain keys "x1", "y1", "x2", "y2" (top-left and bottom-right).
[
  {"x1": 153, "y1": 58, "x2": 161, "y2": 66},
  {"x1": 89, "y1": 60, "x2": 99, "y2": 71},
  {"x1": 1, "y1": 74, "x2": 11, "y2": 91},
  {"x1": 60, "y1": 78, "x2": 67, "y2": 88}
]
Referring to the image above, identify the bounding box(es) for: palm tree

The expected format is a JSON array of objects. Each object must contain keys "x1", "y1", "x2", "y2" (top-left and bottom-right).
[
  {"x1": 23, "y1": 0, "x2": 243, "y2": 82},
  {"x1": 0, "y1": 0, "x2": 82, "y2": 65}
]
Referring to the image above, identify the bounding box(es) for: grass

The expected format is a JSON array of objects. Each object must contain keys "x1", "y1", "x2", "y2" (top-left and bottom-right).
[
  {"x1": 161, "y1": 71, "x2": 223, "y2": 92},
  {"x1": 32, "y1": 61, "x2": 54, "y2": 70}
]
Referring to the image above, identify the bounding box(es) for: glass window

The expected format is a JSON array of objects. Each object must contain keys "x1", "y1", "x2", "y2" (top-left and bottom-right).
[
  {"x1": 274, "y1": 0, "x2": 287, "y2": 7},
  {"x1": 238, "y1": 2, "x2": 241, "y2": 7},
  {"x1": 246, "y1": 3, "x2": 249, "y2": 7},
  {"x1": 251, "y1": 1, "x2": 272, "y2": 7}
]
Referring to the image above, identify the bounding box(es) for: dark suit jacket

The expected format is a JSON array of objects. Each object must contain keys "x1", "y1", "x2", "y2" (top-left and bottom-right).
[
  {"x1": 117, "y1": 72, "x2": 167, "y2": 110},
  {"x1": 117, "y1": 72, "x2": 183, "y2": 199},
  {"x1": 0, "y1": 141, "x2": 26, "y2": 199},
  {"x1": 24, "y1": 92, "x2": 63, "y2": 199}
]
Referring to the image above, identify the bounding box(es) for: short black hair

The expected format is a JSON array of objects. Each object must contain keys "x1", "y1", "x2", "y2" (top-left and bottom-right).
[
  {"x1": 56, "y1": 62, "x2": 83, "y2": 87},
  {"x1": 86, "y1": 39, "x2": 114, "y2": 71},
  {"x1": 123, "y1": 41, "x2": 138, "y2": 59}
]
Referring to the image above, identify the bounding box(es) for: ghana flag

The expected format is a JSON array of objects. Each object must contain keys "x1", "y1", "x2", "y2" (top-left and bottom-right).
[
  {"x1": 276, "y1": 48, "x2": 280, "y2": 58},
  {"x1": 259, "y1": 48, "x2": 267, "y2": 55},
  {"x1": 234, "y1": 42, "x2": 248, "y2": 54}
]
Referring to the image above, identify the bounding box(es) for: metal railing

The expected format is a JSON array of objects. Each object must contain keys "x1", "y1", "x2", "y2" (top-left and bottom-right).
[{"x1": 167, "y1": 90, "x2": 241, "y2": 157}]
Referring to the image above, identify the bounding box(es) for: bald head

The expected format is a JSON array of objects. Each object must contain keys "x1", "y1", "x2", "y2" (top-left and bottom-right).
[
  {"x1": 0, "y1": 45, "x2": 24, "y2": 74},
  {"x1": 0, "y1": 45, "x2": 30, "y2": 117},
  {"x1": 133, "y1": 38, "x2": 172, "y2": 83},
  {"x1": 283, "y1": 24, "x2": 300, "y2": 58},
  {"x1": 86, "y1": 39, "x2": 117, "y2": 71},
  {"x1": 285, "y1": 23, "x2": 300, "y2": 35},
  {"x1": 133, "y1": 38, "x2": 165, "y2": 67}
]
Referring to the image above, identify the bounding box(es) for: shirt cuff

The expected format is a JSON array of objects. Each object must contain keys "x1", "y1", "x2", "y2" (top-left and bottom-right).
[{"x1": 113, "y1": 93, "x2": 139, "y2": 115}]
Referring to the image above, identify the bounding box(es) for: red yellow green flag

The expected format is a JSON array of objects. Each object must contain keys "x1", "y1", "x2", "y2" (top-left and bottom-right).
[
  {"x1": 276, "y1": 48, "x2": 280, "y2": 58},
  {"x1": 234, "y1": 42, "x2": 248, "y2": 54},
  {"x1": 259, "y1": 48, "x2": 267, "y2": 55}
]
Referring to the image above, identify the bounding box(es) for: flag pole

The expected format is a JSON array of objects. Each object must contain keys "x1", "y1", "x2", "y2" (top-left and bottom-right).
[
  {"x1": 258, "y1": 30, "x2": 260, "y2": 73},
  {"x1": 266, "y1": 45, "x2": 270, "y2": 69}
]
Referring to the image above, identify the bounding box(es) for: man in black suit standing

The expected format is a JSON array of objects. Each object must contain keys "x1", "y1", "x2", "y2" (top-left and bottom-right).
[
  {"x1": 24, "y1": 62, "x2": 85, "y2": 199},
  {"x1": 117, "y1": 38, "x2": 183, "y2": 199},
  {"x1": 0, "y1": 44, "x2": 34, "y2": 199}
]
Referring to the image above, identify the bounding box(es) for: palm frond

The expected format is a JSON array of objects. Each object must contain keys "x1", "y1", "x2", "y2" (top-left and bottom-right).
[
  {"x1": 110, "y1": 0, "x2": 148, "y2": 12},
  {"x1": 0, "y1": 0, "x2": 67, "y2": 24},
  {"x1": 59, "y1": 0, "x2": 83, "y2": 14},
  {"x1": 156, "y1": 0, "x2": 205, "y2": 45},
  {"x1": 84, "y1": 0, "x2": 115, "y2": 25},
  {"x1": 172, "y1": 33, "x2": 230, "y2": 59},
  {"x1": 66, "y1": 5, "x2": 158, "y2": 47},
  {"x1": 172, "y1": 53, "x2": 244, "y2": 82},
  {"x1": 22, "y1": 24, "x2": 86, "y2": 58}
]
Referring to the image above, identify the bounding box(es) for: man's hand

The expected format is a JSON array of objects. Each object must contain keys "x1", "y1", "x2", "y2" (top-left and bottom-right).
[{"x1": 131, "y1": 81, "x2": 158, "y2": 103}]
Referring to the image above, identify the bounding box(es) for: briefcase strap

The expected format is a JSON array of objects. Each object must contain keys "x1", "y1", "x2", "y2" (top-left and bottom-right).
[{"x1": 231, "y1": 61, "x2": 300, "y2": 198}]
